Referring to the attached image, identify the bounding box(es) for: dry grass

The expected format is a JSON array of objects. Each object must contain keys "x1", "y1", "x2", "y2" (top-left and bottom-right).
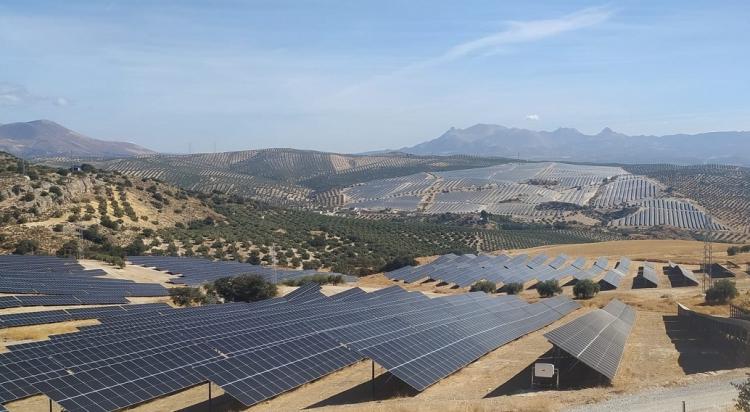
[
  {"x1": 0, "y1": 319, "x2": 100, "y2": 353},
  {"x1": 510, "y1": 239, "x2": 750, "y2": 265}
]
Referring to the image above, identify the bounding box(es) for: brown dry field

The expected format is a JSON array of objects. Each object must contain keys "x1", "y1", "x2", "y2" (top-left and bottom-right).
[
  {"x1": 2, "y1": 239, "x2": 749, "y2": 411},
  {"x1": 508, "y1": 239, "x2": 750, "y2": 265}
]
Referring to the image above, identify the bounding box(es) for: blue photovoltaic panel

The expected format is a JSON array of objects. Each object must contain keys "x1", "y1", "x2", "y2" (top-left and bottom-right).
[{"x1": 544, "y1": 299, "x2": 635, "y2": 381}]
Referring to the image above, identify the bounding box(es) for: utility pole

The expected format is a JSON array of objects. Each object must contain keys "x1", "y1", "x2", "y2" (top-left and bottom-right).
[{"x1": 702, "y1": 215, "x2": 714, "y2": 292}]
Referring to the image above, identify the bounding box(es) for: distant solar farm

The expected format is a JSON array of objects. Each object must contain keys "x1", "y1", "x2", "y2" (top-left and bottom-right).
[{"x1": 341, "y1": 162, "x2": 730, "y2": 233}]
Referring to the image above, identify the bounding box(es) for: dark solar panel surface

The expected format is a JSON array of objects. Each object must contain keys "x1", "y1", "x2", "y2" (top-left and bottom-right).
[
  {"x1": 0, "y1": 286, "x2": 579, "y2": 411},
  {"x1": 544, "y1": 299, "x2": 636, "y2": 381}
]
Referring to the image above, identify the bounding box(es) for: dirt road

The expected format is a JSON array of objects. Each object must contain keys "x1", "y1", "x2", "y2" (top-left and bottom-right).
[{"x1": 567, "y1": 372, "x2": 744, "y2": 412}]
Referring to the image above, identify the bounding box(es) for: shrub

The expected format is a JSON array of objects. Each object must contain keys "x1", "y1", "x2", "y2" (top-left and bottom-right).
[
  {"x1": 169, "y1": 287, "x2": 207, "y2": 307},
  {"x1": 504, "y1": 282, "x2": 524, "y2": 295},
  {"x1": 705, "y1": 279, "x2": 739, "y2": 305},
  {"x1": 734, "y1": 374, "x2": 750, "y2": 412},
  {"x1": 20, "y1": 192, "x2": 35, "y2": 202},
  {"x1": 282, "y1": 273, "x2": 343, "y2": 286},
  {"x1": 56, "y1": 240, "x2": 80, "y2": 258},
  {"x1": 470, "y1": 280, "x2": 497, "y2": 294},
  {"x1": 211, "y1": 274, "x2": 277, "y2": 302},
  {"x1": 537, "y1": 279, "x2": 562, "y2": 298},
  {"x1": 381, "y1": 255, "x2": 418, "y2": 273},
  {"x1": 13, "y1": 239, "x2": 40, "y2": 255},
  {"x1": 52, "y1": 223, "x2": 65, "y2": 232},
  {"x1": 573, "y1": 279, "x2": 600, "y2": 299}
]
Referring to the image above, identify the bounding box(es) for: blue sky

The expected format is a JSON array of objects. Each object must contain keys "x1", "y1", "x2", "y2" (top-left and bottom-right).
[{"x1": 1, "y1": 1, "x2": 749, "y2": 153}]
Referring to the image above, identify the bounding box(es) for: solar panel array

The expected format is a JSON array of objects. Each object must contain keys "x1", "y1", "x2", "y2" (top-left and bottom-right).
[
  {"x1": 544, "y1": 299, "x2": 636, "y2": 381},
  {"x1": 666, "y1": 262, "x2": 699, "y2": 287},
  {"x1": 385, "y1": 253, "x2": 618, "y2": 288},
  {"x1": 127, "y1": 256, "x2": 355, "y2": 286},
  {"x1": 0, "y1": 285, "x2": 579, "y2": 411},
  {"x1": 0, "y1": 256, "x2": 168, "y2": 308},
  {"x1": 598, "y1": 257, "x2": 632, "y2": 290},
  {"x1": 0, "y1": 303, "x2": 171, "y2": 329},
  {"x1": 634, "y1": 262, "x2": 659, "y2": 288}
]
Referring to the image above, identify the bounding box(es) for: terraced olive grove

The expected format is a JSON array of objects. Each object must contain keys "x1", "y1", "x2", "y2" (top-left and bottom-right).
[
  {"x1": 156, "y1": 199, "x2": 623, "y2": 275},
  {"x1": 47, "y1": 149, "x2": 515, "y2": 206}
]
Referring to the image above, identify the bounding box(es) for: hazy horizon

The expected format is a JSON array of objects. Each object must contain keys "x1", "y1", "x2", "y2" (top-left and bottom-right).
[{"x1": 2, "y1": 1, "x2": 749, "y2": 153}]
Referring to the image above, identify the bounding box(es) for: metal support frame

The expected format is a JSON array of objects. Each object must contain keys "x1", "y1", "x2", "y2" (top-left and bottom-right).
[
  {"x1": 370, "y1": 360, "x2": 375, "y2": 400},
  {"x1": 208, "y1": 381, "x2": 212, "y2": 412}
]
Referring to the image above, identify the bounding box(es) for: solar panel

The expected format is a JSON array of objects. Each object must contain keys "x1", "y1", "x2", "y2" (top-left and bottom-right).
[
  {"x1": 0, "y1": 285, "x2": 581, "y2": 410},
  {"x1": 284, "y1": 283, "x2": 326, "y2": 303},
  {"x1": 599, "y1": 270, "x2": 625, "y2": 290},
  {"x1": 544, "y1": 299, "x2": 635, "y2": 381}
]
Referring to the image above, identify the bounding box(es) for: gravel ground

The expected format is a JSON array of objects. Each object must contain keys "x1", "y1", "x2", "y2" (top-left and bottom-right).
[{"x1": 567, "y1": 375, "x2": 743, "y2": 412}]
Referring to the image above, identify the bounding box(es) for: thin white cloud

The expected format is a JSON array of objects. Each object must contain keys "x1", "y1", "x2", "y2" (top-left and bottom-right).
[
  {"x1": 0, "y1": 82, "x2": 70, "y2": 107},
  {"x1": 526, "y1": 114, "x2": 540, "y2": 121},
  {"x1": 333, "y1": 6, "x2": 614, "y2": 100},
  {"x1": 436, "y1": 6, "x2": 614, "y2": 64}
]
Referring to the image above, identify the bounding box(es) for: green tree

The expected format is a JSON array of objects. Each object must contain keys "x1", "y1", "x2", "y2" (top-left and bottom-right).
[
  {"x1": 504, "y1": 282, "x2": 524, "y2": 295},
  {"x1": 573, "y1": 279, "x2": 600, "y2": 299},
  {"x1": 13, "y1": 239, "x2": 40, "y2": 255},
  {"x1": 212, "y1": 275, "x2": 277, "y2": 302},
  {"x1": 537, "y1": 279, "x2": 562, "y2": 298},
  {"x1": 705, "y1": 279, "x2": 739, "y2": 305},
  {"x1": 56, "y1": 240, "x2": 80, "y2": 258},
  {"x1": 169, "y1": 287, "x2": 207, "y2": 307},
  {"x1": 470, "y1": 280, "x2": 497, "y2": 294},
  {"x1": 381, "y1": 255, "x2": 417, "y2": 273}
]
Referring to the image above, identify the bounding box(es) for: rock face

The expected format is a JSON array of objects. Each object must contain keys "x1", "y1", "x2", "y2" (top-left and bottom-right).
[
  {"x1": 402, "y1": 124, "x2": 750, "y2": 166},
  {"x1": 0, "y1": 120, "x2": 154, "y2": 159}
]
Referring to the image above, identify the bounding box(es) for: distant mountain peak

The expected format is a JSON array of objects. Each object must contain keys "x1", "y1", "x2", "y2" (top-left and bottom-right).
[
  {"x1": 401, "y1": 123, "x2": 750, "y2": 166},
  {"x1": 0, "y1": 120, "x2": 155, "y2": 159}
]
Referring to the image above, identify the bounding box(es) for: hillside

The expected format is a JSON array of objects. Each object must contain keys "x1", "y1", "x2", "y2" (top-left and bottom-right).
[
  {"x1": 0, "y1": 120, "x2": 154, "y2": 159},
  {"x1": 44, "y1": 149, "x2": 515, "y2": 205},
  {"x1": 0, "y1": 152, "x2": 219, "y2": 256},
  {"x1": 401, "y1": 124, "x2": 750, "y2": 166},
  {"x1": 624, "y1": 164, "x2": 750, "y2": 235}
]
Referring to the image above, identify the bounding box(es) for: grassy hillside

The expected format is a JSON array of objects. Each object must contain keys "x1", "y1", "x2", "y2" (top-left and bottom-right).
[
  {"x1": 0, "y1": 152, "x2": 219, "y2": 257},
  {"x1": 42, "y1": 149, "x2": 516, "y2": 205},
  {"x1": 151, "y1": 197, "x2": 623, "y2": 275}
]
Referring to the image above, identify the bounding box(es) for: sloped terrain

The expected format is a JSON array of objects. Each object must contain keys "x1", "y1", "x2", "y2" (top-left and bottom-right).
[
  {"x1": 625, "y1": 164, "x2": 750, "y2": 235},
  {"x1": 45, "y1": 149, "x2": 514, "y2": 205},
  {"x1": 0, "y1": 120, "x2": 153, "y2": 159},
  {"x1": 0, "y1": 152, "x2": 219, "y2": 255}
]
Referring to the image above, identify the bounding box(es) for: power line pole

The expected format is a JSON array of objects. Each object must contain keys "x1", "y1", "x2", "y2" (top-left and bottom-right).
[{"x1": 702, "y1": 215, "x2": 713, "y2": 292}]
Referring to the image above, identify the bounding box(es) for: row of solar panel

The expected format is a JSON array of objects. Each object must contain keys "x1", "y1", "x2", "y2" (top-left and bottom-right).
[
  {"x1": 0, "y1": 295, "x2": 133, "y2": 309},
  {"x1": 127, "y1": 255, "x2": 356, "y2": 286},
  {"x1": 0, "y1": 285, "x2": 579, "y2": 412},
  {"x1": 0, "y1": 256, "x2": 168, "y2": 297},
  {"x1": 0, "y1": 303, "x2": 171, "y2": 329},
  {"x1": 386, "y1": 253, "x2": 627, "y2": 289},
  {"x1": 544, "y1": 299, "x2": 636, "y2": 381}
]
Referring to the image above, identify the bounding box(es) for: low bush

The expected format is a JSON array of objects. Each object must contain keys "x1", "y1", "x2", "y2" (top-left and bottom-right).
[
  {"x1": 573, "y1": 279, "x2": 600, "y2": 299},
  {"x1": 470, "y1": 280, "x2": 497, "y2": 294},
  {"x1": 537, "y1": 279, "x2": 562, "y2": 298},
  {"x1": 705, "y1": 279, "x2": 739, "y2": 305},
  {"x1": 504, "y1": 282, "x2": 524, "y2": 295},
  {"x1": 282, "y1": 273, "x2": 343, "y2": 286},
  {"x1": 210, "y1": 274, "x2": 278, "y2": 302},
  {"x1": 169, "y1": 287, "x2": 208, "y2": 307},
  {"x1": 13, "y1": 239, "x2": 40, "y2": 255}
]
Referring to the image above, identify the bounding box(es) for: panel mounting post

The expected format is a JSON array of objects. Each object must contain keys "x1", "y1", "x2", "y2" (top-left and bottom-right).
[
  {"x1": 208, "y1": 381, "x2": 212, "y2": 412},
  {"x1": 371, "y1": 360, "x2": 375, "y2": 400}
]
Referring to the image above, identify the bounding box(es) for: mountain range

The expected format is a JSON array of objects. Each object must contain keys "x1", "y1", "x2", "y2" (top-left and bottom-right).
[
  {"x1": 0, "y1": 120, "x2": 154, "y2": 159},
  {"x1": 400, "y1": 124, "x2": 750, "y2": 165}
]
